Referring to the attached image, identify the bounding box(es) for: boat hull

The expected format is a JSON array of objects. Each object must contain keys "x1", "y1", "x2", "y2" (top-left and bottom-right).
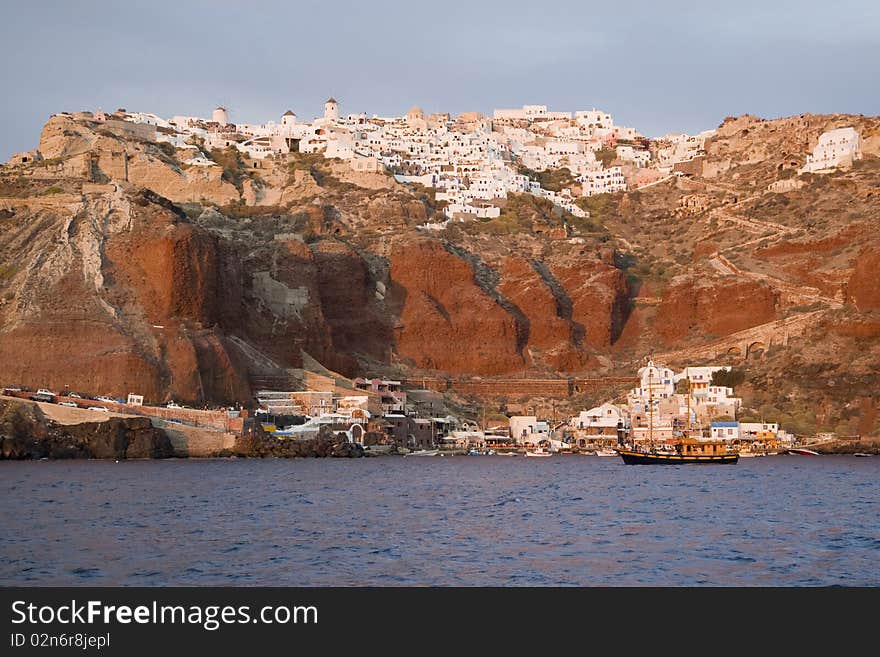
[{"x1": 617, "y1": 449, "x2": 738, "y2": 465}]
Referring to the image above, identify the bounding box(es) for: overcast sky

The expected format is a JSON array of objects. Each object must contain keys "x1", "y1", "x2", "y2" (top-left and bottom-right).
[{"x1": 2, "y1": 0, "x2": 878, "y2": 159}]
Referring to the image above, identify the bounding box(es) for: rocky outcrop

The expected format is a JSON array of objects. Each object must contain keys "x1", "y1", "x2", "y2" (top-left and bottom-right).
[
  {"x1": 703, "y1": 113, "x2": 880, "y2": 183},
  {"x1": 39, "y1": 114, "x2": 241, "y2": 204},
  {"x1": 0, "y1": 398, "x2": 173, "y2": 459},
  {"x1": 233, "y1": 424, "x2": 365, "y2": 458}
]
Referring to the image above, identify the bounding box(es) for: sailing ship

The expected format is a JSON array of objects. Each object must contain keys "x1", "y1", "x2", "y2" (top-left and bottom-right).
[
  {"x1": 617, "y1": 440, "x2": 739, "y2": 464},
  {"x1": 618, "y1": 365, "x2": 739, "y2": 465}
]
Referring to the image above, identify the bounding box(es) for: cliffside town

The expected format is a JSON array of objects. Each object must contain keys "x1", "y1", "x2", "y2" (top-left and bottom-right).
[{"x1": 1, "y1": 101, "x2": 879, "y2": 443}]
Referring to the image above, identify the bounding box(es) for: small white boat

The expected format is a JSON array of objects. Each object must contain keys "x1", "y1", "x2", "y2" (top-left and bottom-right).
[
  {"x1": 594, "y1": 448, "x2": 618, "y2": 457},
  {"x1": 853, "y1": 453, "x2": 872, "y2": 458},
  {"x1": 524, "y1": 448, "x2": 552, "y2": 457},
  {"x1": 788, "y1": 448, "x2": 820, "y2": 456},
  {"x1": 406, "y1": 449, "x2": 440, "y2": 457}
]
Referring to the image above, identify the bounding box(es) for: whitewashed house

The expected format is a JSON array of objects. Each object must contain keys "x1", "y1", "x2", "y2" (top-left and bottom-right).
[
  {"x1": 710, "y1": 421, "x2": 741, "y2": 441},
  {"x1": 799, "y1": 127, "x2": 862, "y2": 173}
]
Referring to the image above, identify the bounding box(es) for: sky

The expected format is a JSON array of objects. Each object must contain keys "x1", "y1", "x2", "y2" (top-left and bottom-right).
[{"x1": 1, "y1": 0, "x2": 879, "y2": 159}]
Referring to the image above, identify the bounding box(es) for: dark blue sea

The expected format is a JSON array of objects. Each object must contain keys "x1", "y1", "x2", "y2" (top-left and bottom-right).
[{"x1": 1, "y1": 455, "x2": 878, "y2": 586}]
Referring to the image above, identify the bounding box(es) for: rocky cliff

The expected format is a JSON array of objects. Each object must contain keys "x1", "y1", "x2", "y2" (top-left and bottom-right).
[
  {"x1": 0, "y1": 398, "x2": 173, "y2": 459},
  {"x1": 1, "y1": 110, "x2": 879, "y2": 436},
  {"x1": 233, "y1": 424, "x2": 364, "y2": 458}
]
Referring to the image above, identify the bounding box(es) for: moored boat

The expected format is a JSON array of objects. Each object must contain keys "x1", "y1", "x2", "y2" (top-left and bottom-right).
[
  {"x1": 594, "y1": 448, "x2": 618, "y2": 457},
  {"x1": 618, "y1": 439, "x2": 738, "y2": 465},
  {"x1": 788, "y1": 448, "x2": 820, "y2": 456},
  {"x1": 524, "y1": 447, "x2": 552, "y2": 457},
  {"x1": 406, "y1": 449, "x2": 440, "y2": 457}
]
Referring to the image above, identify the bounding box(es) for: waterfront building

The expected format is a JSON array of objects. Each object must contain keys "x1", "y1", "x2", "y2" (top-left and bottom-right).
[
  {"x1": 739, "y1": 422, "x2": 779, "y2": 440},
  {"x1": 568, "y1": 402, "x2": 627, "y2": 447},
  {"x1": 571, "y1": 402, "x2": 626, "y2": 430},
  {"x1": 509, "y1": 415, "x2": 551, "y2": 444},
  {"x1": 354, "y1": 378, "x2": 407, "y2": 414},
  {"x1": 710, "y1": 421, "x2": 741, "y2": 441}
]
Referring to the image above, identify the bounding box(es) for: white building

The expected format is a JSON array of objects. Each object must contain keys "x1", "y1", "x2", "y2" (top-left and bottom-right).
[
  {"x1": 579, "y1": 166, "x2": 626, "y2": 196},
  {"x1": 571, "y1": 403, "x2": 626, "y2": 432},
  {"x1": 616, "y1": 145, "x2": 651, "y2": 167},
  {"x1": 509, "y1": 415, "x2": 550, "y2": 444},
  {"x1": 710, "y1": 421, "x2": 741, "y2": 441},
  {"x1": 281, "y1": 110, "x2": 297, "y2": 127},
  {"x1": 493, "y1": 104, "x2": 571, "y2": 121},
  {"x1": 675, "y1": 366, "x2": 729, "y2": 393},
  {"x1": 634, "y1": 361, "x2": 676, "y2": 400},
  {"x1": 799, "y1": 127, "x2": 862, "y2": 173},
  {"x1": 739, "y1": 422, "x2": 779, "y2": 440},
  {"x1": 575, "y1": 109, "x2": 613, "y2": 128},
  {"x1": 212, "y1": 107, "x2": 228, "y2": 125}
]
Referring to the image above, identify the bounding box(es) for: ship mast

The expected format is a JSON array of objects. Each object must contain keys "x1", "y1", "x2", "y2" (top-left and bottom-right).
[
  {"x1": 685, "y1": 367, "x2": 691, "y2": 439},
  {"x1": 648, "y1": 366, "x2": 654, "y2": 446}
]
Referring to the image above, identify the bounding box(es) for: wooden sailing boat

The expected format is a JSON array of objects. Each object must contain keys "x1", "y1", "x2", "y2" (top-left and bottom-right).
[{"x1": 618, "y1": 365, "x2": 738, "y2": 465}]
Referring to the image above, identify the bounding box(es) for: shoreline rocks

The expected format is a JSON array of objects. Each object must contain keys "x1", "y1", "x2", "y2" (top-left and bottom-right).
[
  {"x1": 0, "y1": 399, "x2": 174, "y2": 459},
  {"x1": 231, "y1": 424, "x2": 365, "y2": 458}
]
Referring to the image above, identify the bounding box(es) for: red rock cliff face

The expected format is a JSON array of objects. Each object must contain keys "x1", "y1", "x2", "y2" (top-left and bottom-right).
[
  {"x1": 105, "y1": 212, "x2": 219, "y2": 325},
  {"x1": 312, "y1": 239, "x2": 392, "y2": 373},
  {"x1": 496, "y1": 255, "x2": 589, "y2": 370},
  {"x1": 0, "y1": 318, "x2": 166, "y2": 401},
  {"x1": 848, "y1": 246, "x2": 880, "y2": 311},
  {"x1": 388, "y1": 239, "x2": 526, "y2": 375},
  {"x1": 656, "y1": 277, "x2": 779, "y2": 343},
  {"x1": 0, "y1": 190, "x2": 251, "y2": 404},
  {"x1": 237, "y1": 237, "x2": 333, "y2": 371},
  {"x1": 550, "y1": 258, "x2": 630, "y2": 350}
]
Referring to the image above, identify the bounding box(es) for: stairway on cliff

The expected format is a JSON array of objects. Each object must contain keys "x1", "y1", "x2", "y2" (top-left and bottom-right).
[
  {"x1": 224, "y1": 335, "x2": 301, "y2": 392},
  {"x1": 249, "y1": 372, "x2": 301, "y2": 392}
]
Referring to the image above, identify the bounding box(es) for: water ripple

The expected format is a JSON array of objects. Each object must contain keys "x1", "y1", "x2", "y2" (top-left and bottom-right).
[{"x1": 1, "y1": 456, "x2": 878, "y2": 585}]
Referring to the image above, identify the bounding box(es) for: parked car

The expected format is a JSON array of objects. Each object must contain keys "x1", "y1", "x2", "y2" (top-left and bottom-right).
[
  {"x1": 32, "y1": 389, "x2": 56, "y2": 402},
  {"x1": 2, "y1": 385, "x2": 22, "y2": 394},
  {"x1": 165, "y1": 401, "x2": 183, "y2": 409},
  {"x1": 87, "y1": 406, "x2": 110, "y2": 413},
  {"x1": 63, "y1": 392, "x2": 82, "y2": 399},
  {"x1": 58, "y1": 401, "x2": 79, "y2": 408},
  {"x1": 95, "y1": 396, "x2": 116, "y2": 404}
]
